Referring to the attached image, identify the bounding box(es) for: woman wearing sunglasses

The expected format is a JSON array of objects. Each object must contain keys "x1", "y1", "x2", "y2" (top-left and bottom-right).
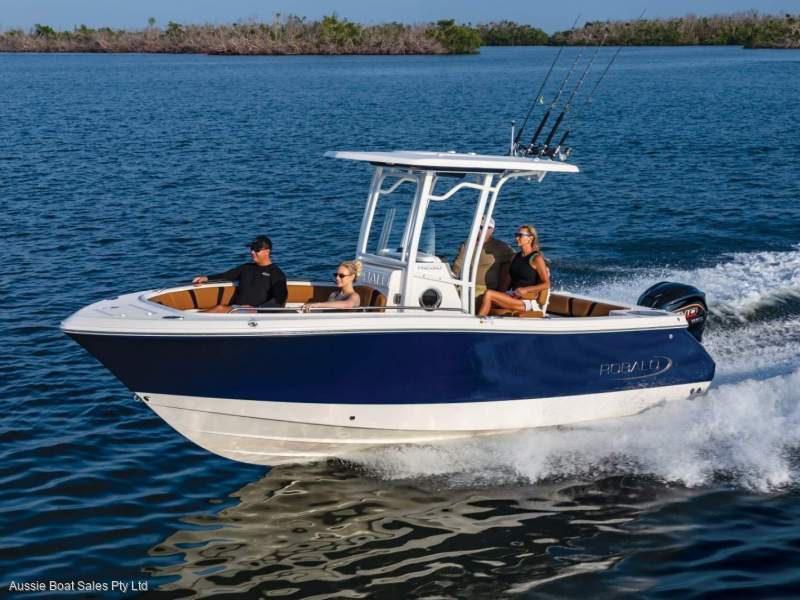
[
  {"x1": 301, "y1": 260, "x2": 363, "y2": 312},
  {"x1": 478, "y1": 224, "x2": 550, "y2": 317}
]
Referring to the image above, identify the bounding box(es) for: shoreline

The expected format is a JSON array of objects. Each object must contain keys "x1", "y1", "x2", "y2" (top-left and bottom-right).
[
  {"x1": 0, "y1": 44, "x2": 795, "y2": 57},
  {"x1": 1, "y1": 14, "x2": 797, "y2": 55}
]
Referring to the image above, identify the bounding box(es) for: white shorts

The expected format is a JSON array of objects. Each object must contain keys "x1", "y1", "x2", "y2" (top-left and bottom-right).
[
  {"x1": 506, "y1": 291, "x2": 541, "y2": 312},
  {"x1": 521, "y1": 298, "x2": 541, "y2": 312}
]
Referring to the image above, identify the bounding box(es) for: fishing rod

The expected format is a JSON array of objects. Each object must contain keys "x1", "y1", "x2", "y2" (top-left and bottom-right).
[
  {"x1": 539, "y1": 29, "x2": 609, "y2": 156},
  {"x1": 546, "y1": 10, "x2": 646, "y2": 159},
  {"x1": 520, "y1": 27, "x2": 596, "y2": 156},
  {"x1": 586, "y1": 44, "x2": 622, "y2": 104},
  {"x1": 549, "y1": 43, "x2": 623, "y2": 157},
  {"x1": 512, "y1": 15, "x2": 581, "y2": 153},
  {"x1": 524, "y1": 44, "x2": 585, "y2": 153}
]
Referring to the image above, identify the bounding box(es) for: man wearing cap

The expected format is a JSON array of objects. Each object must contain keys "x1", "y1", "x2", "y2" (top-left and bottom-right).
[
  {"x1": 192, "y1": 235, "x2": 288, "y2": 312},
  {"x1": 451, "y1": 217, "x2": 515, "y2": 298}
]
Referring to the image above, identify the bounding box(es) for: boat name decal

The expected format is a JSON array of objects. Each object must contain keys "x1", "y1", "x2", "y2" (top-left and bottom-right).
[
  {"x1": 362, "y1": 270, "x2": 389, "y2": 287},
  {"x1": 599, "y1": 355, "x2": 673, "y2": 380}
]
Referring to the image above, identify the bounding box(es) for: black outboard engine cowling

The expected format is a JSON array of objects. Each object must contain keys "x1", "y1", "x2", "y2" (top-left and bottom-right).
[{"x1": 637, "y1": 281, "x2": 708, "y2": 341}]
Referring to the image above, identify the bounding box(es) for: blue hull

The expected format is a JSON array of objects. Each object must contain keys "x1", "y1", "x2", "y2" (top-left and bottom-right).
[{"x1": 69, "y1": 328, "x2": 715, "y2": 404}]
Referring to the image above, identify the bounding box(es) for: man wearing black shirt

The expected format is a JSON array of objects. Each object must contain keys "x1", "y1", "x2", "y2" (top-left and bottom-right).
[{"x1": 192, "y1": 235, "x2": 288, "y2": 312}]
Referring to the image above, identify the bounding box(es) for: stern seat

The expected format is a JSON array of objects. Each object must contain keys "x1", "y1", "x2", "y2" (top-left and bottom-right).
[{"x1": 489, "y1": 291, "x2": 625, "y2": 318}]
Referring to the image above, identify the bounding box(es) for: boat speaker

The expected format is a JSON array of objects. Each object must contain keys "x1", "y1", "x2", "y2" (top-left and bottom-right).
[
  {"x1": 637, "y1": 281, "x2": 708, "y2": 341},
  {"x1": 419, "y1": 288, "x2": 442, "y2": 311}
]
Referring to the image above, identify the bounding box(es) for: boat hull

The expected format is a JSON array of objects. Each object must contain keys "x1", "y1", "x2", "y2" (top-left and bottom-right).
[
  {"x1": 68, "y1": 329, "x2": 714, "y2": 404},
  {"x1": 67, "y1": 328, "x2": 715, "y2": 465},
  {"x1": 139, "y1": 384, "x2": 709, "y2": 465}
]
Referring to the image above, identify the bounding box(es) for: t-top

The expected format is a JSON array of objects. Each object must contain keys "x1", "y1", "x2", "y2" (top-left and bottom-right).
[
  {"x1": 509, "y1": 251, "x2": 540, "y2": 290},
  {"x1": 208, "y1": 263, "x2": 288, "y2": 307}
]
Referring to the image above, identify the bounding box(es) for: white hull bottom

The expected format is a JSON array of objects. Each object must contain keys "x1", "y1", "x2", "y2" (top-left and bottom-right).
[{"x1": 137, "y1": 383, "x2": 710, "y2": 466}]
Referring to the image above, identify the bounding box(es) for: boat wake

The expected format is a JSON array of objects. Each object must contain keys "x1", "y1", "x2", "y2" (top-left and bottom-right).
[
  {"x1": 350, "y1": 247, "x2": 800, "y2": 492},
  {"x1": 583, "y1": 244, "x2": 800, "y2": 326}
]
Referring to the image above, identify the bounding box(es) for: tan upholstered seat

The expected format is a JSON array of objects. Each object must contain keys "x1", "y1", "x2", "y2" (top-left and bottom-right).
[
  {"x1": 354, "y1": 285, "x2": 375, "y2": 308},
  {"x1": 151, "y1": 290, "x2": 196, "y2": 310},
  {"x1": 547, "y1": 294, "x2": 568, "y2": 316},
  {"x1": 191, "y1": 285, "x2": 236, "y2": 309},
  {"x1": 286, "y1": 284, "x2": 335, "y2": 304},
  {"x1": 545, "y1": 293, "x2": 624, "y2": 317},
  {"x1": 487, "y1": 289, "x2": 629, "y2": 319},
  {"x1": 151, "y1": 285, "x2": 237, "y2": 310},
  {"x1": 286, "y1": 283, "x2": 386, "y2": 311},
  {"x1": 371, "y1": 291, "x2": 386, "y2": 309}
]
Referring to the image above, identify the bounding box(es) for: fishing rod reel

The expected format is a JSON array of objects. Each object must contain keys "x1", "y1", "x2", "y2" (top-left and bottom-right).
[
  {"x1": 511, "y1": 133, "x2": 572, "y2": 162},
  {"x1": 546, "y1": 145, "x2": 572, "y2": 161},
  {"x1": 509, "y1": 19, "x2": 628, "y2": 165}
]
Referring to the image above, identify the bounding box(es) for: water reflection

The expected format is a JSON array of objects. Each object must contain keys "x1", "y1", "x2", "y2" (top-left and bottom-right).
[{"x1": 146, "y1": 461, "x2": 699, "y2": 598}]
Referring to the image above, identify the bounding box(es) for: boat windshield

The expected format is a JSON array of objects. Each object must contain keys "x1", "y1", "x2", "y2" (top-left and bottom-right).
[
  {"x1": 363, "y1": 172, "x2": 488, "y2": 268},
  {"x1": 366, "y1": 177, "x2": 417, "y2": 261}
]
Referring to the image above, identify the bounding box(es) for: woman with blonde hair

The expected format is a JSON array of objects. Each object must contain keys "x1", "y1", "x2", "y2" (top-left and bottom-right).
[
  {"x1": 301, "y1": 260, "x2": 363, "y2": 312},
  {"x1": 478, "y1": 224, "x2": 550, "y2": 316}
]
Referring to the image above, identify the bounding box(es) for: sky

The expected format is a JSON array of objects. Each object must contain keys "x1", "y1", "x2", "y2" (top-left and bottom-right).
[{"x1": 1, "y1": 0, "x2": 798, "y2": 33}]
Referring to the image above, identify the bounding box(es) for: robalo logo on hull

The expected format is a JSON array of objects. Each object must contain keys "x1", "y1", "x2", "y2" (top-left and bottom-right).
[{"x1": 599, "y1": 356, "x2": 673, "y2": 380}]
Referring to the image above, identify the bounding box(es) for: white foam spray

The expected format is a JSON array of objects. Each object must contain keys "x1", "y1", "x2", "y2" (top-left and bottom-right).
[
  {"x1": 582, "y1": 245, "x2": 800, "y2": 323},
  {"x1": 353, "y1": 248, "x2": 800, "y2": 492}
]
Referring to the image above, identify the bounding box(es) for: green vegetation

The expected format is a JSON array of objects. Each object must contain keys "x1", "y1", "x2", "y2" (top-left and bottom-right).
[
  {"x1": 0, "y1": 15, "x2": 469, "y2": 54},
  {"x1": 318, "y1": 14, "x2": 363, "y2": 48},
  {"x1": 551, "y1": 13, "x2": 800, "y2": 48},
  {"x1": 1, "y1": 13, "x2": 798, "y2": 54},
  {"x1": 427, "y1": 20, "x2": 482, "y2": 54},
  {"x1": 474, "y1": 21, "x2": 549, "y2": 46},
  {"x1": 33, "y1": 24, "x2": 57, "y2": 38}
]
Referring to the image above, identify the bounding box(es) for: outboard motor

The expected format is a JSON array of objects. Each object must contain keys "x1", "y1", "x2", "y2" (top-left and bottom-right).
[{"x1": 637, "y1": 281, "x2": 708, "y2": 341}]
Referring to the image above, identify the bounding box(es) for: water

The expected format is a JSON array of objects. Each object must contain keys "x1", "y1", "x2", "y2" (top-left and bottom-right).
[{"x1": 1, "y1": 46, "x2": 799, "y2": 597}]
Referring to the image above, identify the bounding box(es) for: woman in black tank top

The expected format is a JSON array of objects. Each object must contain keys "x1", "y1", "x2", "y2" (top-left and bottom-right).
[
  {"x1": 508, "y1": 250, "x2": 541, "y2": 289},
  {"x1": 478, "y1": 224, "x2": 550, "y2": 316}
]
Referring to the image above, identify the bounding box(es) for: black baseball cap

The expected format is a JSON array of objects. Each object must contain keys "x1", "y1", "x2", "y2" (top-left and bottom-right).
[{"x1": 247, "y1": 235, "x2": 272, "y2": 251}]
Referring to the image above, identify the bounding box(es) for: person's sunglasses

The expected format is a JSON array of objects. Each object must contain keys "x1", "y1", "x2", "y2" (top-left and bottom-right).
[
  {"x1": 515, "y1": 232, "x2": 533, "y2": 238},
  {"x1": 333, "y1": 272, "x2": 352, "y2": 279}
]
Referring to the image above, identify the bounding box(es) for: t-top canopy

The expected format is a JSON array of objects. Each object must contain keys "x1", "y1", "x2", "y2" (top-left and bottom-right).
[{"x1": 325, "y1": 150, "x2": 579, "y2": 174}]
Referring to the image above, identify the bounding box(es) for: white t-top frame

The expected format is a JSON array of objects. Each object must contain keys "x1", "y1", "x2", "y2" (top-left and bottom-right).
[{"x1": 327, "y1": 150, "x2": 579, "y2": 314}]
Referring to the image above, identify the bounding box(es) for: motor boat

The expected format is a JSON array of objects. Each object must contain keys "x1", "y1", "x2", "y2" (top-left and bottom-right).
[{"x1": 62, "y1": 150, "x2": 715, "y2": 466}]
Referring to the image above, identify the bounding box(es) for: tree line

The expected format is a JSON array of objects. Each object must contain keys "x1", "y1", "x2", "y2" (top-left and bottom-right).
[
  {"x1": 0, "y1": 13, "x2": 797, "y2": 55},
  {"x1": 0, "y1": 17, "x2": 484, "y2": 54},
  {"x1": 551, "y1": 12, "x2": 799, "y2": 48}
]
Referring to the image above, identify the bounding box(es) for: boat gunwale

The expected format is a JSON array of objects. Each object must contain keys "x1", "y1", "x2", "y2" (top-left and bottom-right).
[{"x1": 62, "y1": 295, "x2": 688, "y2": 338}]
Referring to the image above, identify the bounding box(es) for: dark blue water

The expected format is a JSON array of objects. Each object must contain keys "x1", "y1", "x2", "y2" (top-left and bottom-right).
[{"x1": 2, "y1": 47, "x2": 799, "y2": 598}]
